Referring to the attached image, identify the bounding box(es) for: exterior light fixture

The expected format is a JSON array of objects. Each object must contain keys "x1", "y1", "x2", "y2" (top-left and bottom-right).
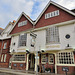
[
  {"x1": 38, "y1": 51, "x2": 41, "y2": 54},
  {"x1": 26, "y1": 50, "x2": 30, "y2": 54},
  {"x1": 41, "y1": 50, "x2": 45, "y2": 52},
  {"x1": 67, "y1": 44, "x2": 70, "y2": 47}
]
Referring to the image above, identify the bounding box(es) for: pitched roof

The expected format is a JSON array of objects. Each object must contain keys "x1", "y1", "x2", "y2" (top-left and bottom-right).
[
  {"x1": 0, "y1": 27, "x2": 4, "y2": 34},
  {"x1": 34, "y1": 0, "x2": 75, "y2": 25},
  {"x1": 8, "y1": 12, "x2": 34, "y2": 34},
  {"x1": 71, "y1": 9, "x2": 75, "y2": 13}
]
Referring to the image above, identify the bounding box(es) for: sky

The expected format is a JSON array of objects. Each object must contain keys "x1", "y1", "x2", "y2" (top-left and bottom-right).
[{"x1": 0, "y1": 0, "x2": 75, "y2": 29}]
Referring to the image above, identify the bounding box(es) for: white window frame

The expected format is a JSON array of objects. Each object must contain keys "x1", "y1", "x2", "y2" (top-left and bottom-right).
[
  {"x1": 48, "y1": 54, "x2": 54, "y2": 64},
  {"x1": 57, "y1": 51, "x2": 74, "y2": 64},
  {"x1": 46, "y1": 26, "x2": 59, "y2": 44},
  {"x1": 13, "y1": 54, "x2": 26, "y2": 62},
  {"x1": 18, "y1": 20, "x2": 27, "y2": 27},
  {"x1": 4, "y1": 54, "x2": 7, "y2": 62},
  {"x1": 45, "y1": 10, "x2": 59, "y2": 19},
  {"x1": 19, "y1": 34, "x2": 27, "y2": 47},
  {"x1": 1, "y1": 55, "x2": 3, "y2": 62},
  {"x1": 41, "y1": 54, "x2": 46, "y2": 64},
  {"x1": 3, "y1": 42, "x2": 7, "y2": 49}
]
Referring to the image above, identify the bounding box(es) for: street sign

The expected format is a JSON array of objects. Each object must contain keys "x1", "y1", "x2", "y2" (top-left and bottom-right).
[{"x1": 62, "y1": 67, "x2": 69, "y2": 72}]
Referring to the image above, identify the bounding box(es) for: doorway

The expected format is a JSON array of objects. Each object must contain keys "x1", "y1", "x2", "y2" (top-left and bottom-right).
[{"x1": 29, "y1": 54, "x2": 35, "y2": 71}]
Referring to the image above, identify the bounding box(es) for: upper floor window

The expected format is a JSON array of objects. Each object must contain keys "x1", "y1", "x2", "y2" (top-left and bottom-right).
[
  {"x1": 56, "y1": 52, "x2": 74, "y2": 64},
  {"x1": 19, "y1": 34, "x2": 27, "y2": 47},
  {"x1": 45, "y1": 10, "x2": 59, "y2": 19},
  {"x1": 3, "y1": 42, "x2": 7, "y2": 49},
  {"x1": 46, "y1": 26, "x2": 59, "y2": 44},
  {"x1": 18, "y1": 20, "x2": 27, "y2": 27}
]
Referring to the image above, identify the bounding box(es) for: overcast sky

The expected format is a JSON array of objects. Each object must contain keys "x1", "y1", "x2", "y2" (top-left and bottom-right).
[{"x1": 0, "y1": 0, "x2": 75, "y2": 28}]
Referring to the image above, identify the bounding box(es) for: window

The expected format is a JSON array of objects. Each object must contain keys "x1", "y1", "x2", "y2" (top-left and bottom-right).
[
  {"x1": 48, "y1": 54, "x2": 54, "y2": 64},
  {"x1": 45, "y1": 10, "x2": 59, "y2": 19},
  {"x1": 19, "y1": 34, "x2": 27, "y2": 47},
  {"x1": 57, "y1": 52, "x2": 74, "y2": 64},
  {"x1": 4, "y1": 54, "x2": 7, "y2": 62},
  {"x1": 1, "y1": 55, "x2": 3, "y2": 62},
  {"x1": 3, "y1": 42, "x2": 7, "y2": 49},
  {"x1": 13, "y1": 54, "x2": 25, "y2": 61},
  {"x1": 41, "y1": 54, "x2": 46, "y2": 64},
  {"x1": 46, "y1": 26, "x2": 59, "y2": 44},
  {"x1": 18, "y1": 20, "x2": 27, "y2": 27}
]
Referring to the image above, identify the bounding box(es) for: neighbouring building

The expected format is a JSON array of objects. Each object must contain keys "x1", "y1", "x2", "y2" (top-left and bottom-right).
[
  {"x1": 0, "y1": 21, "x2": 15, "y2": 68},
  {"x1": 1, "y1": 0, "x2": 75, "y2": 74}
]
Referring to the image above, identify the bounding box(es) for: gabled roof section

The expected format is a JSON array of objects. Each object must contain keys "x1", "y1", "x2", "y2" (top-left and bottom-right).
[
  {"x1": 8, "y1": 12, "x2": 34, "y2": 34},
  {"x1": 35, "y1": 0, "x2": 75, "y2": 25},
  {"x1": 1, "y1": 21, "x2": 14, "y2": 35},
  {"x1": 0, "y1": 28, "x2": 4, "y2": 34}
]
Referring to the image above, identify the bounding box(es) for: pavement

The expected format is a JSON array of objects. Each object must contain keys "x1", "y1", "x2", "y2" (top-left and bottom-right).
[{"x1": 0, "y1": 68, "x2": 64, "y2": 75}]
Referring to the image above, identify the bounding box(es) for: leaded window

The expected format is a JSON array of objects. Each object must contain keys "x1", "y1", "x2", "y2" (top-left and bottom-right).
[
  {"x1": 13, "y1": 54, "x2": 25, "y2": 61},
  {"x1": 48, "y1": 54, "x2": 54, "y2": 64},
  {"x1": 46, "y1": 26, "x2": 59, "y2": 44},
  {"x1": 41, "y1": 54, "x2": 46, "y2": 64},
  {"x1": 57, "y1": 52, "x2": 74, "y2": 64},
  {"x1": 19, "y1": 34, "x2": 27, "y2": 47}
]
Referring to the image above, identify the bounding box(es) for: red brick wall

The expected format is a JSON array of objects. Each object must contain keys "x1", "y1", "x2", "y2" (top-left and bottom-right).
[
  {"x1": 2, "y1": 39, "x2": 11, "y2": 53},
  {"x1": 0, "y1": 53, "x2": 11, "y2": 68},
  {"x1": 0, "y1": 63, "x2": 9, "y2": 68},
  {"x1": 0, "y1": 39, "x2": 11, "y2": 68},
  {"x1": 35, "y1": 4, "x2": 75, "y2": 28},
  {"x1": 11, "y1": 63, "x2": 26, "y2": 70},
  {"x1": 10, "y1": 15, "x2": 33, "y2": 34},
  {"x1": 57, "y1": 66, "x2": 75, "y2": 74}
]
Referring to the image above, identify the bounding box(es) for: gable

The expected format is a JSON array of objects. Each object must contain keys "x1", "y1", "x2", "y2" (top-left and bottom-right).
[
  {"x1": 35, "y1": 4, "x2": 75, "y2": 28},
  {"x1": 10, "y1": 15, "x2": 33, "y2": 34}
]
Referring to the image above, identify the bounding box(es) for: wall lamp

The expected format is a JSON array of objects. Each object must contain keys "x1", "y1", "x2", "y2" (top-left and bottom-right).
[{"x1": 26, "y1": 50, "x2": 30, "y2": 54}]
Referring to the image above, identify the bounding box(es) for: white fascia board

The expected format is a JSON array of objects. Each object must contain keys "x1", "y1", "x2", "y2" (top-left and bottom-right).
[{"x1": 33, "y1": 19, "x2": 75, "y2": 31}]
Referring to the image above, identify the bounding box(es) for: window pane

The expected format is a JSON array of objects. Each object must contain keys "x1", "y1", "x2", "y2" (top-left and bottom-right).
[{"x1": 46, "y1": 26, "x2": 59, "y2": 44}]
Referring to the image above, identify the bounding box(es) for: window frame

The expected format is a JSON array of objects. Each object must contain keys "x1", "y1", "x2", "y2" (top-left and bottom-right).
[
  {"x1": 13, "y1": 54, "x2": 26, "y2": 62},
  {"x1": 18, "y1": 34, "x2": 27, "y2": 47},
  {"x1": 41, "y1": 54, "x2": 46, "y2": 64},
  {"x1": 3, "y1": 42, "x2": 7, "y2": 49},
  {"x1": 46, "y1": 26, "x2": 59, "y2": 44},
  {"x1": 48, "y1": 54, "x2": 54, "y2": 64},
  {"x1": 4, "y1": 54, "x2": 7, "y2": 62},
  {"x1": 56, "y1": 51, "x2": 74, "y2": 64}
]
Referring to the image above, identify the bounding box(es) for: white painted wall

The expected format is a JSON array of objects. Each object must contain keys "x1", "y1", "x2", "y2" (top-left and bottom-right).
[
  {"x1": 10, "y1": 22, "x2": 75, "y2": 53},
  {"x1": 59, "y1": 24, "x2": 75, "y2": 49}
]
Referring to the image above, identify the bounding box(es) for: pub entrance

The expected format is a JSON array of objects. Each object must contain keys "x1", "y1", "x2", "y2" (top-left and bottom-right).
[{"x1": 28, "y1": 54, "x2": 35, "y2": 71}]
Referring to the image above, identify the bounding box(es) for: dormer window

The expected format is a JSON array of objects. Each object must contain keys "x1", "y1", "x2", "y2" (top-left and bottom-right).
[{"x1": 18, "y1": 20, "x2": 27, "y2": 27}]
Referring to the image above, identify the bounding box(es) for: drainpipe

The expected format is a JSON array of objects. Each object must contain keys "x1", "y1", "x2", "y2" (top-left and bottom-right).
[{"x1": 0, "y1": 39, "x2": 3, "y2": 57}]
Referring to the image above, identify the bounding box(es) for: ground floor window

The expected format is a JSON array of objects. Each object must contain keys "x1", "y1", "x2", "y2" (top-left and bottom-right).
[
  {"x1": 48, "y1": 54, "x2": 54, "y2": 64},
  {"x1": 13, "y1": 54, "x2": 26, "y2": 61},
  {"x1": 57, "y1": 52, "x2": 74, "y2": 64},
  {"x1": 41, "y1": 54, "x2": 46, "y2": 64}
]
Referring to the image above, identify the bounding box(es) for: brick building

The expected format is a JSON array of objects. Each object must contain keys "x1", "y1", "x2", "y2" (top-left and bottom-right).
[
  {"x1": 0, "y1": 21, "x2": 15, "y2": 68},
  {"x1": 0, "y1": 0, "x2": 75, "y2": 74}
]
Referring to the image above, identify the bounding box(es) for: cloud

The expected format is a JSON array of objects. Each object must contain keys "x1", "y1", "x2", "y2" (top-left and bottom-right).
[
  {"x1": 0, "y1": 0, "x2": 34, "y2": 28},
  {"x1": 0, "y1": 0, "x2": 75, "y2": 28}
]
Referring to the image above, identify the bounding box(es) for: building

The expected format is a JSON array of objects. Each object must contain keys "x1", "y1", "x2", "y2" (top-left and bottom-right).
[
  {"x1": 0, "y1": 21, "x2": 15, "y2": 68},
  {"x1": 1, "y1": 0, "x2": 75, "y2": 74}
]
